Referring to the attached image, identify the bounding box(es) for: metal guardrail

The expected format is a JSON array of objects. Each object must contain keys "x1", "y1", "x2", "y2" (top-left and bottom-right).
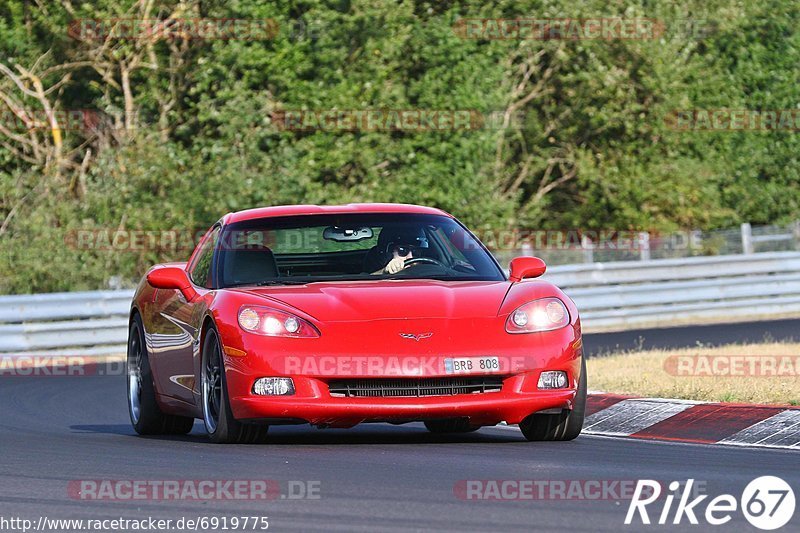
[
  {"x1": 0, "y1": 290, "x2": 133, "y2": 354},
  {"x1": 542, "y1": 251, "x2": 800, "y2": 331},
  {"x1": 0, "y1": 290, "x2": 133, "y2": 323},
  {"x1": 1, "y1": 251, "x2": 799, "y2": 354}
]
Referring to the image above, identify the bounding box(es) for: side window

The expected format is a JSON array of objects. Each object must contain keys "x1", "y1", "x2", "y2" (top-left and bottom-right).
[{"x1": 189, "y1": 227, "x2": 220, "y2": 288}]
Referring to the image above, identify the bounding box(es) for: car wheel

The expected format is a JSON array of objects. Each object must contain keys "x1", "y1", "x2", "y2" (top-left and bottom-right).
[
  {"x1": 202, "y1": 326, "x2": 269, "y2": 444},
  {"x1": 127, "y1": 314, "x2": 194, "y2": 435},
  {"x1": 424, "y1": 419, "x2": 480, "y2": 433},
  {"x1": 519, "y1": 357, "x2": 587, "y2": 442}
]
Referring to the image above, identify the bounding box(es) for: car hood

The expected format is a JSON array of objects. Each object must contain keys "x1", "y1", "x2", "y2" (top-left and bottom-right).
[{"x1": 233, "y1": 280, "x2": 512, "y2": 322}]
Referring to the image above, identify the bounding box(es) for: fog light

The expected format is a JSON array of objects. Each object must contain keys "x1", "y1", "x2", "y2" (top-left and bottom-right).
[
  {"x1": 253, "y1": 377, "x2": 295, "y2": 396},
  {"x1": 538, "y1": 371, "x2": 568, "y2": 389}
]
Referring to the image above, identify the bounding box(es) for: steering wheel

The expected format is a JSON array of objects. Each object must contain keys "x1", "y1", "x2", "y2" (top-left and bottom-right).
[{"x1": 403, "y1": 257, "x2": 448, "y2": 269}]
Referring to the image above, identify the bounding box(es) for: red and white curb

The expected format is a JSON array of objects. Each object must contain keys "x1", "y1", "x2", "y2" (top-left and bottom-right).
[{"x1": 581, "y1": 394, "x2": 800, "y2": 449}]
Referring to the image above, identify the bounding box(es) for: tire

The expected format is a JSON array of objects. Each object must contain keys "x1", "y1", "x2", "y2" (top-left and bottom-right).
[
  {"x1": 127, "y1": 314, "x2": 194, "y2": 435},
  {"x1": 519, "y1": 357, "x2": 587, "y2": 442},
  {"x1": 202, "y1": 326, "x2": 269, "y2": 444},
  {"x1": 424, "y1": 419, "x2": 480, "y2": 433}
]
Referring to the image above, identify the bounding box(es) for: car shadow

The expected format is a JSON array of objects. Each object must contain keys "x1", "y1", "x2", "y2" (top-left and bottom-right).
[
  {"x1": 69, "y1": 422, "x2": 529, "y2": 445},
  {"x1": 69, "y1": 423, "x2": 210, "y2": 443}
]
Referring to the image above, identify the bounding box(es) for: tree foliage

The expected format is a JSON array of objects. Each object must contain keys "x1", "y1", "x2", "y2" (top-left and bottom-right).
[{"x1": 0, "y1": 0, "x2": 798, "y2": 292}]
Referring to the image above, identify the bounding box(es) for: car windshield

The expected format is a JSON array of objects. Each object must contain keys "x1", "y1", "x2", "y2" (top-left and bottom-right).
[{"x1": 216, "y1": 213, "x2": 504, "y2": 287}]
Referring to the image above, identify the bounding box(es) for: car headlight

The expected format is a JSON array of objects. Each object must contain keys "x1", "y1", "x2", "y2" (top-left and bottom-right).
[
  {"x1": 505, "y1": 297, "x2": 570, "y2": 333},
  {"x1": 238, "y1": 306, "x2": 319, "y2": 338}
]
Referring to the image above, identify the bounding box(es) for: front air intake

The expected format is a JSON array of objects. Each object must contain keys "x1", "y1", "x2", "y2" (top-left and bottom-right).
[{"x1": 327, "y1": 376, "x2": 504, "y2": 398}]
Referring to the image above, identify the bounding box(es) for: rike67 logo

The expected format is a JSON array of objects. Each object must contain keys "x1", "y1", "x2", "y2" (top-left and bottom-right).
[{"x1": 626, "y1": 477, "x2": 795, "y2": 530}]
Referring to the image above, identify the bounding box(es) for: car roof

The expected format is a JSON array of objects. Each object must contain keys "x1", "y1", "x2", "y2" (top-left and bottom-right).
[{"x1": 223, "y1": 203, "x2": 453, "y2": 224}]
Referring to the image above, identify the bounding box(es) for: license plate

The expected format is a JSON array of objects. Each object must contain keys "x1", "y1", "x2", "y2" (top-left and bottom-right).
[{"x1": 444, "y1": 356, "x2": 501, "y2": 374}]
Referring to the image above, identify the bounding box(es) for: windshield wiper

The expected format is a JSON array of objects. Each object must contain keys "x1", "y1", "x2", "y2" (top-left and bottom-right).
[
  {"x1": 255, "y1": 279, "x2": 312, "y2": 286},
  {"x1": 227, "y1": 279, "x2": 310, "y2": 288}
]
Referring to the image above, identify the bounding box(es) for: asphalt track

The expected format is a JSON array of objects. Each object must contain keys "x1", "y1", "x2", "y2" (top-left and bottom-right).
[
  {"x1": 583, "y1": 318, "x2": 799, "y2": 356},
  {"x1": 1, "y1": 374, "x2": 798, "y2": 532}
]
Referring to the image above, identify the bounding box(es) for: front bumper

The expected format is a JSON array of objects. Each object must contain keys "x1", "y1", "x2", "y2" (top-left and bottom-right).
[
  {"x1": 218, "y1": 315, "x2": 583, "y2": 427},
  {"x1": 234, "y1": 384, "x2": 576, "y2": 427},
  {"x1": 228, "y1": 368, "x2": 579, "y2": 427}
]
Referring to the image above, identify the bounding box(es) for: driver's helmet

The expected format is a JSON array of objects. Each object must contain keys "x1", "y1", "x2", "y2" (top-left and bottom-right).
[{"x1": 378, "y1": 225, "x2": 429, "y2": 257}]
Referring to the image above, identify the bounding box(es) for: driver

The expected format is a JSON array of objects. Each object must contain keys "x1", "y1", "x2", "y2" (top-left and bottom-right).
[
  {"x1": 381, "y1": 244, "x2": 413, "y2": 274},
  {"x1": 364, "y1": 226, "x2": 430, "y2": 274}
]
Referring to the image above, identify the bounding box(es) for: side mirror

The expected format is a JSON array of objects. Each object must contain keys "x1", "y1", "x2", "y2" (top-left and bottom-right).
[
  {"x1": 147, "y1": 266, "x2": 198, "y2": 301},
  {"x1": 508, "y1": 256, "x2": 547, "y2": 282}
]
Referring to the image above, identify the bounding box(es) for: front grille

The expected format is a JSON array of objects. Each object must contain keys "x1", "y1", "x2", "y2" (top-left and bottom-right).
[{"x1": 327, "y1": 376, "x2": 504, "y2": 398}]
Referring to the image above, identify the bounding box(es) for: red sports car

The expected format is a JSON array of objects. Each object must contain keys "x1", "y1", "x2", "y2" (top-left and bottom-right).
[{"x1": 127, "y1": 203, "x2": 586, "y2": 443}]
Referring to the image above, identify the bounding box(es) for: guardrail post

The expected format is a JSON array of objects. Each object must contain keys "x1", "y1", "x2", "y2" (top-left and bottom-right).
[
  {"x1": 638, "y1": 232, "x2": 651, "y2": 261},
  {"x1": 581, "y1": 235, "x2": 594, "y2": 263},
  {"x1": 741, "y1": 223, "x2": 754, "y2": 254},
  {"x1": 691, "y1": 230, "x2": 702, "y2": 252},
  {"x1": 793, "y1": 221, "x2": 800, "y2": 251}
]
